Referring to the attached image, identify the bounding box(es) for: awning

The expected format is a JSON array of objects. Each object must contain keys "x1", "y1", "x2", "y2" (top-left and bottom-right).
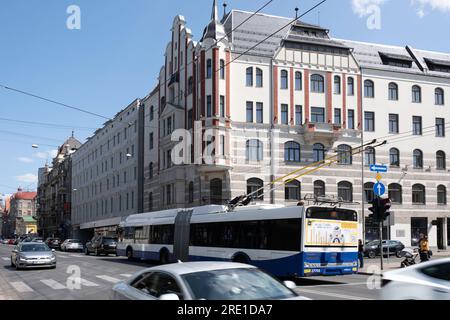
[{"x1": 80, "y1": 217, "x2": 124, "y2": 230}]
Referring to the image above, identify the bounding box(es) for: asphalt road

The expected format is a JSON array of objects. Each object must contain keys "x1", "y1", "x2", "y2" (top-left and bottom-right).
[{"x1": 0, "y1": 244, "x2": 380, "y2": 300}]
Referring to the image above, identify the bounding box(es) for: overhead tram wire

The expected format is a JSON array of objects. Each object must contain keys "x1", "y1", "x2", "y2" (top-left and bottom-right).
[{"x1": 0, "y1": 117, "x2": 97, "y2": 131}]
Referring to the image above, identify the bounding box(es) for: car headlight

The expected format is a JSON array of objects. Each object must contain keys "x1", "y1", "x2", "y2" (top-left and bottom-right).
[{"x1": 19, "y1": 255, "x2": 28, "y2": 261}]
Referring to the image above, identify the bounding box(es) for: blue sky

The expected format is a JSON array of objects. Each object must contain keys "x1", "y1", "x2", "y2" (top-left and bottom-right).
[{"x1": 0, "y1": 0, "x2": 449, "y2": 195}]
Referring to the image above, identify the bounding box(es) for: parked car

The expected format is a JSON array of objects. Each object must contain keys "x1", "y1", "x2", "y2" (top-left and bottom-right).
[
  {"x1": 85, "y1": 236, "x2": 118, "y2": 256},
  {"x1": 45, "y1": 238, "x2": 62, "y2": 250},
  {"x1": 2, "y1": 239, "x2": 10, "y2": 244},
  {"x1": 10, "y1": 242, "x2": 57, "y2": 270},
  {"x1": 111, "y1": 262, "x2": 310, "y2": 300},
  {"x1": 61, "y1": 239, "x2": 84, "y2": 252},
  {"x1": 380, "y1": 258, "x2": 450, "y2": 300},
  {"x1": 364, "y1": 240, "x2": 405, "y2": 259},
  {"x1": 8, "y1": 239, "x2": 15, "y2": 245}
]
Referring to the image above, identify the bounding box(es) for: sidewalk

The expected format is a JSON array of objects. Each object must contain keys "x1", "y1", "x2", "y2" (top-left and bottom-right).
[{"x1": 358, "y1": 251, "x2": 450, "y2": 275}]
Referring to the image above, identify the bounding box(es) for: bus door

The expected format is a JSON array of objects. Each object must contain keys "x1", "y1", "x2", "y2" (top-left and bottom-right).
[{"x1": 173, "y1": 210, "x2": 193, "y2": 262}]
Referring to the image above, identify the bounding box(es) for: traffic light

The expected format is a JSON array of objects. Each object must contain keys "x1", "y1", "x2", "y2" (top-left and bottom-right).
[
  {"x1": 368, "y1": 197, "x2": 381, "y2": 222},
  {"x1": 379, "y1": 197, "x2": 392, "y2": 221}
]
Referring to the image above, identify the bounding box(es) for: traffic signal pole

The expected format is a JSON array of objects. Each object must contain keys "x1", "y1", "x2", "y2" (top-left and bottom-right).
[{"x1": 379, "y1": 216, "x2": 384, "y2": 271}]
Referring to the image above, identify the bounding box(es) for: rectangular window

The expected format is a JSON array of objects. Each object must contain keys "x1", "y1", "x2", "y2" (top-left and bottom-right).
[
  {"x1": 220, "y1": 96, "x2": 225, "y2": 118},
  {"x1": 187, "y1": 110, "x2": 193, "y2": 130},
  {"x1": 149, "y1": 132, "x2": 154, "y2": 150},
  {"x1": 220, "y1": 135, "x2": 225, "y2": 156},
  {"x1": 281, "y1": 104, "x2": 289, "y2": 125},
  {"x1": 311, "y1": 107, "x2": 325, "y2": 123},
  {"x1": 348, "y1": 110, "x2": 355, "y2": 129},
  {"x1": 246, "y1": 102, "x2": 253, "y2": 123},
  {"x1": 207, "y1": 95, "x2": 212, "y2": 117},
  {"x1": 436, "y1": 118, "x2": 445, "y2": 137},
  {"x1": 334, "y1": 108, "x2": 341, "y2": 125},
  {"x1": 295, "y1": 105, "x2": 302, "y2": 126},
  {"x1": 365, "y1": 112, "x2": 375, "y2": 132},
  {"x1": 389, "y1": 114, "x2": 399, "y2": 134},
  {"x1": 256, "y1": 102, "x2": 263, "y2": 124},
  {"x1": 413, "y1": 116, "x2": 422, "y2": 135}
]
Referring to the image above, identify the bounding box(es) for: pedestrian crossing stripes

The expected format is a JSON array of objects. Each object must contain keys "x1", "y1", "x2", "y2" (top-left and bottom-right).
[
  {"x1": 96, "y1": 275, "x2": 121, "y2": 283},
  {"x1": 10, "y1": 281, "x2": 33, "y2": 293},
  {"x1": 120, "y1": 274, "x2": 132, "y2": 278},
  {"x1": 80, "y1": 278, "x2": 99, "y2": 287},
  {"x1": 69, "y1": 254, "x2": 83, "y2": 258},
  {"x1": 41, "y1": 279, "x2": 66, "y2": 290},
  {"x1": 1, "y1": 257, "x2": 9, "y2": 261}
]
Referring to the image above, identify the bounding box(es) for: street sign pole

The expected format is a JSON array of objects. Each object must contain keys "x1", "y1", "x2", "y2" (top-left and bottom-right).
[{"x1": 379, "y1": 209, "x2": 384, "y2": 271}]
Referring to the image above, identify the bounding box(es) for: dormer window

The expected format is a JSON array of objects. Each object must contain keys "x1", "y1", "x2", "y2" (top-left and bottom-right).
[
  {"x1": 379, "y1": 52, "x2": 413, "y2": 69},
  {"x1": 425, "y1": 58, "x2": 450, "y2": 73}
]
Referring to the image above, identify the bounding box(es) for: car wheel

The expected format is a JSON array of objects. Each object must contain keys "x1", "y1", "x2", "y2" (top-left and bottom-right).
[
  {"x1": 159, "y1": 250, "x2": 169, "y2": 265},
  {"x1": 396, "y1": 250, "x2": 402, "y2": 258},
  {"x1": 95, "y1": 249, "x2": 100, "y2": 256},
  {"x1": 85, "y1": 247, "x2": 89, "y2": 255},
  {"x1": 368, "y1": 251, "x2": 376, "y2": 259},
  {"x1": 126, "y1": 248, "x2": 133, "y2": 260}
]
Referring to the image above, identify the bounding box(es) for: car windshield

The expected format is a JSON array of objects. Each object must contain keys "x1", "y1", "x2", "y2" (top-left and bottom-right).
[
  {"x1": 69, "y1": 240, "x2": 81, "y2": 243},
  {"x1": 103, "y1": 238, "x2": 117, "y2": 244},
  {"x1": 182, "y1": 268, "x2": 297, "y2": 300},
  {"x1": 21, "y1": 244, "x2": 50, "y2": 252}
]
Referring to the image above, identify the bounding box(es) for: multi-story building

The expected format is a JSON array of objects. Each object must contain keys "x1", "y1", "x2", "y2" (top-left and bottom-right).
[
  {"x1": 1, "y1": 196, "x2": 11, "y2": 237},
  {"x1": 140, "y1": 1, "x2": 449, "y2": 249},
  {"x1": 9, "y1": 188, "x2": 37, "y2": 236},
  {"x1": 36, "y1": 136, "x2": 82, "y2": 239},
  {"x1": 71, "y1": 100, "x2": 144, "y2": 242}
]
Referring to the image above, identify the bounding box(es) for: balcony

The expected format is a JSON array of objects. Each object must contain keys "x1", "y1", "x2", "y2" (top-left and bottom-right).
[
  {"x1": 302, "y1": 122, "x2": 343, "y2": 145},
  {"x1": 197, "y1": 157, "x2": 233, "y2": 173}
]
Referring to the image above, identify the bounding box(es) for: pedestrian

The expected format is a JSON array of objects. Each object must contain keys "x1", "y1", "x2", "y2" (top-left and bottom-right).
[
  {"x1": 358, "y1": 239, "x2": 364, "y2": 269},
  {"x1": 418, "y1": 234, "x2": 430, "y2": 263}
]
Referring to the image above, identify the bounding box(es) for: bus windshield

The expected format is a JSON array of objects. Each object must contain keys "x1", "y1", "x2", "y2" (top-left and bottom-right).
[{"x1": 306, "y1": 207, "x2": 357, "y2": 222}]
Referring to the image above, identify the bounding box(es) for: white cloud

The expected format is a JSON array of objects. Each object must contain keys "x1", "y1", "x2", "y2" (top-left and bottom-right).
[
  {"x1": 412, "y1": 0, "x2": 450, "y2": 16},
  {"x1": 18, "y1": 157, "x2": 34, "y2": 164},
  {"x1": 352, "y1": 0, "x2": 388, "y2": 16},
  {"x1": 34, "y1": 150, "x2": 57, "y2": 160},
  {"x1": 16, "y1": 173, "x2": 38, "y2": 183}
]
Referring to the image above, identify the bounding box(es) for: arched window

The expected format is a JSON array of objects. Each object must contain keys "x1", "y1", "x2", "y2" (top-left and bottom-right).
[
  {"x1": 206, "y1": 59, "x2": 212, "y2": 79},
  {"x1": 220, "y1": 59, "x2": 225, "y2": 79},
  {"x1": 256, "y1": 68, "x2": 263, "y2": 87},
  {"x1": 337, "y1": 144, "x2": 352, "y2": 165},
  {"x1": 311, "y1": 74, "x2": 324, "y2": 93},
  {"x1": 435, "y1": 88, "x2": 445, "y2": 105},
  {"x1": 187, "y1": 76, "x2": 194, "y2": 95},
  {"x1": 437, "y1": 151, "x2": 446, "y2": 170},
  {"x1": 413, "y1": 149, "x2": 423, "y2": 169},
  {"x1": 247, "y1": 178, "x2": 264, "y2": 201},
  {"x1": 334, "y1": 75, "x2": 341, "y2": 94},
  {"x1": 347, "y1": 77, "x2": 354, "y2": 96},
  {"x1": 150, "y1": 106, "x2": 154, "y2": 121},
  {"x1": 246, "y1": 67, "x2": 253, "y2": 87},
  {"x1": 210, "y1": 178, "x2": 223, "y2": 205},
  {"x1": 285, "y1": 180, "x2": 301, "y2": 201},
  {"x1": 388, "y1": 82, "x2": 398, "y2": 100},
  {"x1": 338, "y1": 181, "x2": 353, "y2": 202},
  {"x1": 284, "y1": 141, "x2": 301, "y2": 162},
  {"x1": 364, "y1": 80, "x2": 374, "y2": 98},
  {"x1": 412, "y1": 184, "x2": 426, "y2": 204},
  {"x1": 412, "y1": 85, "x2": 421, "y2": 103},
  {"x1": 188, "y1": 182, "x2": 194, "y2": 204},
  {"x1": 281, "y1": 70, "x2": 288, "y2": 89},
  {"x1": 389, "y1": 183, "x2": 403, "y2": 204},
  {"x1": 149, "y1": 162, "x2": 154, "y2": 179},
  {"x1": 246, "y1": 139, "x2": 263, "y2": 161},
  {"x1": 438, "y1": 185, "x2": 447, "y2": 205},
  {"x1": 314, "y1": 180, "x2": 326, "y2": 197},
  {"x1": 365, "y1": 147, "x2": 376, "y2": 165},
  {"x1": 390, "y1": 148, "x2": 400, "y2": 167},
  {"x1": 313, "y1": 143, "x2": 326, "y2": 162},
  {"x1": 364, "y1": 182, "x2": 375, "y2": 203},
  {"x1": 295, "y1": 71, "x2": 302, "y2": 91}
]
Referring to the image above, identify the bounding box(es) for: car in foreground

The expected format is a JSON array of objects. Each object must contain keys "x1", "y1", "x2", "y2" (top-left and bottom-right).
[
  {"x1": 111, "y1": 262, "x2": 310, "y2": 300},
  {"x1": 45, "y1": 238, "x2": 62, "y2": 250},
  {"x1": 10, "y1": 242, "x2": 57, "y2": 270},
  {"x1": 61, "y1": 239, "x2": 84, "y2": 252},
  {"x1": 364, "y1": 240, "x2": 405, "y2": 259},
  {"x1": 380, "y1": 258, "x2": 450, "y2": 300},
  {"x1": 85, "y1": 236, "x2": 118, "y2": 256}
]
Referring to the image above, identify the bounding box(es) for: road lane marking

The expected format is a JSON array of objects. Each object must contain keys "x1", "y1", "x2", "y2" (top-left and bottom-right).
[
  {"x1": 41, "y1": 279, "x2": 66, "y2": 290},
  {"x1": 10, "y1": 281, "x2": 34, "y2": 293},
  {"x1": 297, "y1": 288, "x2": 373, "y2": 300},
  {"x1": 80, "y1": 278, "x2": 99, "y2": 287},
  {"x1": 69, "y1": 254, "x2": 83, "y2": 258},
  {"x1": 120, "y1": 274, "x2": 132, "y2": 278},
  {"x1": 96, "y1": 275, "x2": 121, "y2": 284},
  {"x1": 1, "y1": 257, "x2": 9, "y2": 261}
]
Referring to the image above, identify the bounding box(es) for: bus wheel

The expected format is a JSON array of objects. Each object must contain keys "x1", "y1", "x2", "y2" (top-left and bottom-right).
[
  {"x1": 159, "y1": 250, "x2": 169, "y2": 265},
  {"x1": 126, "y1": 248, "x2": 133, "y2": 260},
  {"x1": 233, "y1": 253, "x2": 250, "y2": 264}
]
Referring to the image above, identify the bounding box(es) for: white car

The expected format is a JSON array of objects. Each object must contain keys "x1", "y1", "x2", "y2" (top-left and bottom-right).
[
  {"x1": 111, "y1": 262, "x2": 310, "y2": 300},
  {"x1": 380, "y1": 258, "x2": 450, "y2": 300},
  {"x1": 60, "y1": 239, "x2": 84, "y2": 252}
]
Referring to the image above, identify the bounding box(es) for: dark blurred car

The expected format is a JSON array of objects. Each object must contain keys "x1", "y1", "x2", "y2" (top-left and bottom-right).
[
  {"x1": 85, "y1": 236, "x2": 118, "y2": 256},
  {"x1": 365, "y1": 240, "x2": 405, "y2": 258},
  {"x1": 45, "y1": 238, "x2": 62, "y2": 250}
]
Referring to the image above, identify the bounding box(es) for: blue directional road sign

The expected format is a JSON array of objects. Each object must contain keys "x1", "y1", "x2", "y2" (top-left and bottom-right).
[
  {"x1": 373, "y1": 182, "x2": 386, "y2": 197},
  {"x1": 370, "y1": 165, "x2": 388, "y2": 173}
]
